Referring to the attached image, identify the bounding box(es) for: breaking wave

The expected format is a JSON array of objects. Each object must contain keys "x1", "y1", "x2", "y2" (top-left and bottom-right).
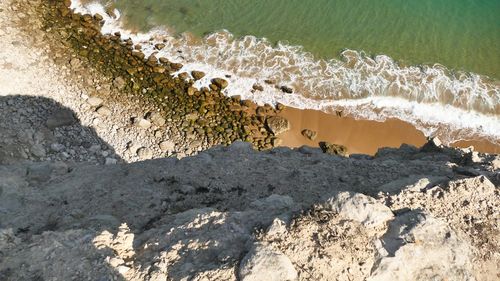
[{"x1": 71, "y1": 1, "x2": 500, "y2": 145}]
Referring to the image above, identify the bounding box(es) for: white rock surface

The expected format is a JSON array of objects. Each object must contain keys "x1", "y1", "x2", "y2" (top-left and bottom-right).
[
  {"x1": 239, "y1": 243, "x2": 298, "y2": 281},
  {"x1": 326, "y1": 192, "x2": 394, "y2": 227}
]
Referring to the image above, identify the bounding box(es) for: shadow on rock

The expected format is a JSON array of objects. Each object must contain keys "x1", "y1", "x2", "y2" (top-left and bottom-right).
[{"x1": 0, "y1": 95, "x2": 121, "y2": 165}]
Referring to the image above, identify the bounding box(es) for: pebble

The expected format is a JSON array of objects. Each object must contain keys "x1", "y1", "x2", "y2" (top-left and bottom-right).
[
  {"x1": 87, "y1": 97, "x2": 103, "y2": 107},
  {"x1": 137, "y1": 147, "x2": 153, "y2": 160},
  {"x1": 135, "y1": 118, "x2": 151, "y2": 129},
  {"x1": 159, "y1": 141, "x2": 175, "y2": 152},
  {"x1": 96, "y1": 106, "x2": 112, "y2": 116},
  {"x1": 148, "y1": 112, "x2": 165, "y2": 126}
]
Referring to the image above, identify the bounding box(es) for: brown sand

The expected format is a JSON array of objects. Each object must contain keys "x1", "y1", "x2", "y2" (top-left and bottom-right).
[{"x1": 278, "y1": 107, "x2": 500, "y2": 155}]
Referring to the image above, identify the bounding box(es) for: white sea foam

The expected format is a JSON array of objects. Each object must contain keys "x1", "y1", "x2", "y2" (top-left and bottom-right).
[{"x1": 71, "y1": 0, "x2": 500, "y2": 145}]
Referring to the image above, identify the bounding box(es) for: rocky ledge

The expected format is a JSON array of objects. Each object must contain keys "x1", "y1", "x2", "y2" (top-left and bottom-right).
[{"x1": 0, "y1": 141, "x2": 499, "y2": 280}]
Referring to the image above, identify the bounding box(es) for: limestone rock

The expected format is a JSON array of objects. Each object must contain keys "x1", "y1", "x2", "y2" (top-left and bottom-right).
[
  {"x1": 96, "y1": 106, "x2": 111, "y2": 117},
  {"x1": 369, "y1": 211, "x2": 474, "y2": 281},
  {"x1": 159, "y1": 140, "x2": 175, "y2": 152},
  {"x1": 148, "y1": 112, "x2": 166, "y2": 127},
  {"x1": 134, "y1": 118, "x2": 151, "y2": 129},
  {"x1": 137, "y1": 147, "x2": 153, "y2": 160},
  {"x1": 266, "y1": 116, "x2": 290, "y2": 135},
  {"x1": 113, "y1": 76, "x2": 127, "y2": 89},
  {"x1": 239, "y1": 243, "x2": 298, "y2": 281},
  {"x1": 87, "y1": 97, "x2": 103, "y2": 107},
  {"x1": 326, "y1": 192, "x2": 394, "y2": 228}
]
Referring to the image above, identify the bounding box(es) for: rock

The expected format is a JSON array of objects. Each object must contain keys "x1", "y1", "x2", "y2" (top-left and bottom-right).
[
  {"x1": 96, "y1": 106, "x2": 112, "y2": 117},
  {"x1": 276, "y1": 103, "x2": 285, "y2": 111},
  {"x1": 153, "y1": 66, "x2": 166, "y2": 74},
  {"x1": 105, "y1": 157, "x2": 117, "y2": 165},
  {"x1": 137, "y1": 147, "x2": 153, "y2": 160},
  {"x1": 87, "y1": 97, "x2": 103, "y2": 107},
  {"x1": 326, "y1": 192, "x2": 394, "y2": 228},
  {"x1": 370, "y1": 211, "x2": 474, "y2": 281},
  {"x1": 50, "y1": 143, "x2": 65, "y2": 152},
  {"x1": 239, "y1": 243, "x2": 298, "y2": 281},
  {"x1": 170, "y1": 62, "x2": 184, "y2": 71},
  {"x1": 148, "y1": 112, "x2": 166, "y2": 127},
  {"x1": 187, "y1": 86, "x2": 196, "y2": 96},
  {"x1": 212, "y1": 78, "x2": 229, "y2": 89},
  {"x1": 27, "y1": 163, "x2": 52, "y2": 183},
  {"x1": 301, "y1": 129, "x2": 317, "y2": 141},
  {"x1": 191, "y1": 71, "x2": 206, "y2": 80},
  {"x1": 69, "y1": 58, "x2": 81, "y2": 68},
  {"x1": 113, "y1": 76, "x2": 127, "y2": 89},
  {"x1": 159, "y1": 141, "x2": 175, "y2": 152},
  {"x1": 30, "y1": 144, "x2": 46, "y2": 158},
  {"x1": 266, "y1": 116, "x2": 290, "y2": 135},
  {"x1": 280, "y1": 86, "x2": 293, "y2": 94},
  {"x1": 252, "y1": 83, "x2": 264, "y2": 91},
  {"x1": 134, "y1": 118, "x2": 151, "y2": 129},
  {"x1": 155, "y1": 43, "x2": 165, "y2": 50},
  {"x1": 319, "y1": 142, "x2": 348, "y2": 156},
  {"x1": 46, "y1": 109, "x2": 76, "y2": 129},
  {"x1": 420, "y1": 137, "x2": 443, "y2": 153}
]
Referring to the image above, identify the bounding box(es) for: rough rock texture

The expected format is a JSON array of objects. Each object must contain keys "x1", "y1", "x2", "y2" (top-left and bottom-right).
[
  {"x1": 239, "y1": 243, "x2": 298, "y2": 281},
  {"x1": 266, "y1": 116, "x2": 291, "y2": 135},
  {"x1": 1, "y1": 0, "x2": 499, "y2": 280},
  {"x1": 1, "y1": 140, "x2": 499, "y2": 281}
]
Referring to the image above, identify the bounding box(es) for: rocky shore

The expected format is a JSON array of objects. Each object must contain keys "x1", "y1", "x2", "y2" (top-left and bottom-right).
[
  {"x1": 1, "y1": 139, "x2": 499, "y2": 280},
  {"x1": 1, "y1": 0, "x2": 499, "y2": 280}
]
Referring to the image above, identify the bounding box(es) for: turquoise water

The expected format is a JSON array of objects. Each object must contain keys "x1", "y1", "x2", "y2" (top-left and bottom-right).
[
  {"x1": 73, "y1": 0, "x2": 500, "y2": 142},
  {"x1": 114, "y1": 0, "x2": 500, "y2": 79}
]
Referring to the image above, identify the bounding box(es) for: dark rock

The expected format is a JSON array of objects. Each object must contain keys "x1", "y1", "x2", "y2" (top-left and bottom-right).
[
  {"x1": 46, "y1": 109, "x2": 76, "y2": 129},
  {"x1": 212, "y1": 78, "x2": 228, "y2": 89},
  {"x1": 155, "y1": 43, "x2": 166, "y2": 50},
  {"x1": 252, "y1": 84, "x2": 264, "y2": 91},
  {"x1": 191, "y1": 71, "x2": 206, "y2": 80},
  {"x1": 301, "y1": 129, "x2": 317, "y2": 141},
  {"x1": 319, "y1": 142, "x2": 348, "y2": 157},
  {"x1": 280, "y1": 86, "x2": 293, "y2": 94},
  {"x1": 420, "y1": 137, "x2": 443, "y2": 153}
]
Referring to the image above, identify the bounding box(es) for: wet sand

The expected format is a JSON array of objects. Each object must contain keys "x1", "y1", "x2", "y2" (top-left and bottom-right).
[{"x1": 278, "y1": 107, "x2": 500, "y2": 155}]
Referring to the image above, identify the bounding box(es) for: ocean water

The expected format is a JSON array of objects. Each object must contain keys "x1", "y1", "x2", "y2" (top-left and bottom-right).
[{"x1": 72, "y1": 0, "x2": 500, "y2": 144}]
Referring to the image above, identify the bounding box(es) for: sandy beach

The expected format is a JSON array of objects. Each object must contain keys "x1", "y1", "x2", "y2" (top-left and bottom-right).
[{"x1": 278, "y1": 106, "x2": 500, "y2": 155}]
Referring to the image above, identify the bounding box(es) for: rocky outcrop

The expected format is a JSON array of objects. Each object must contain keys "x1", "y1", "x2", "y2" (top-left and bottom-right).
[{"x1": 0, "y1": 141, "x2": 498, "y2": 281}]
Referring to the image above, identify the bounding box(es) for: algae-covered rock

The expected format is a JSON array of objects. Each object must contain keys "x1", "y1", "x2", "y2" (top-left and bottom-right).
[{"x1": 319, "y1": 141, "x2": 348, "y2": 156}]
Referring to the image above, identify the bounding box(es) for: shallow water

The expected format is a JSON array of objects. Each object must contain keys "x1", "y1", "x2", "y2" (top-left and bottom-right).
[
  {"x1": 115, "y1": 0, "x2": 500, "y2": 79},
  {"x1": 73, "y1": 0, "x2": 500, "y2": 144}
]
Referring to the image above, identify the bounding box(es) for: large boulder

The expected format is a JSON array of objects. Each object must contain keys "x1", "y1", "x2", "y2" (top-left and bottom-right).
[
  {"x1": 239, "y1": 243, "x2": 298, "y2": 281},
  {"x1": 266, "y1": 116, "x2": 290, "y2": 135},
  {"x1": 326, "y1": 192, "x2": 394, "y2": 228},
  {"x1": 319, "y1": 141, "x2": 348, "y2": 156}
]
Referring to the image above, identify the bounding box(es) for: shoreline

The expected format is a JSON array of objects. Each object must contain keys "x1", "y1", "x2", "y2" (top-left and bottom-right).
[
  {"x1": 8, "y1": 0, "x2": 499, "y2": 159},
  {"x1": 70, "y1": 0, "x2": 500, "y2": 147},
  {"x1": 278, "y1": 107, "x2": 500, "y2": 155}
]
